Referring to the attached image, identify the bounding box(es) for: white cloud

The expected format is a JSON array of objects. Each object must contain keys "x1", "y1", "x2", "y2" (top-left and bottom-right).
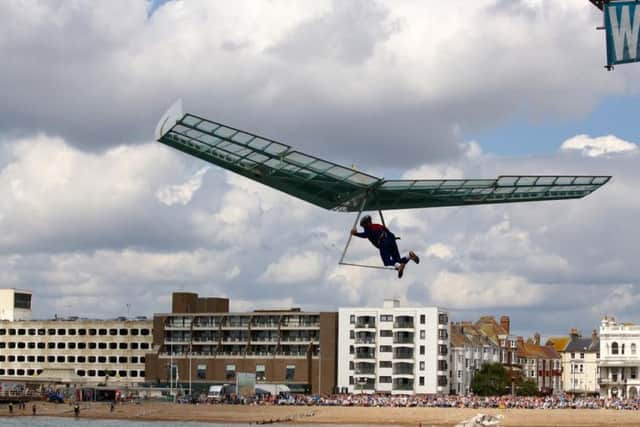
[
  {"x1": 426, "y1": 243, "x2": 454, "y2": 260},
  {"x1": 428, "y1": 271, "x2": 544, "y2": 309},
  {"x1": 561, "y1": 134, "x2": 638, "y2": 157},
  {"x1": 260, "y1": 251, "x2": 325, "y2": 284},
  {"x1": 156, "y1": 167, "x2": 208, "y2": 206}
]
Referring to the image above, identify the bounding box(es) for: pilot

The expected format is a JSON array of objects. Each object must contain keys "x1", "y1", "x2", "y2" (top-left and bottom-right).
[{"x1": 351, "y1": 215, "x2": 419, "y2": 278}]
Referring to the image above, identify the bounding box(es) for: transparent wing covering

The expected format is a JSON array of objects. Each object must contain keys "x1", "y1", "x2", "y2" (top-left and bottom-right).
[
  {"x1": 157, "y1": 114, "x2": 381, "y2": 210},
  {"x1": 365, "y1": 175, "x2": 611, "y2": 211}
]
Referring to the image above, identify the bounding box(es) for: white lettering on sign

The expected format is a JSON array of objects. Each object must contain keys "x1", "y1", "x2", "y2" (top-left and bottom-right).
[{"x1": 609, "y1": 5, "x2": 640, "y2": 61}]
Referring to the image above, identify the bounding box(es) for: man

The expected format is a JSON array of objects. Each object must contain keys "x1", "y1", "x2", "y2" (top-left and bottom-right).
[{"x1": 351, "y1": 214, "x2": 419, "y2": 278}]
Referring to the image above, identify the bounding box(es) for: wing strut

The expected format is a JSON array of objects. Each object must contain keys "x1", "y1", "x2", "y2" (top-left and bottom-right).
[{"x1": 338, "y1": 192, "x2": 395, "y2": 271}]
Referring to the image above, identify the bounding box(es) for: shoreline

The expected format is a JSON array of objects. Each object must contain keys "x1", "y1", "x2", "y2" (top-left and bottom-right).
[{"x1": 3, "y1": 402, "x2": 640, "y2": 426}]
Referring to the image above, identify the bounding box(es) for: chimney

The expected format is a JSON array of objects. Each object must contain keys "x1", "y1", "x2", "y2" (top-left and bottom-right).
[
  {"x1": 517, "y1": 336, "x2": 524, "y2": 347},
  {"x1": 592, "y1": 329, "x2": 598, "y2": 344},
  {"x1": 569, "y1": 328, "x2": 581, "y2": 339},
  {"x1": 500, "y1": 316, "x2": 510, "y2": 334},
  {"x1": 534, "y1": 332, "x2": 540, "y2": 345}
]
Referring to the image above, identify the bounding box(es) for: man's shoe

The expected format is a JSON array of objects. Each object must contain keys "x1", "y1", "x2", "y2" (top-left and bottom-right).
[
  {"x1": 396, "y1": 263, "x2": 405, "y2": 279},
  {"x1": 409, "y1": 251, "x2": 420, "y2": 264}
]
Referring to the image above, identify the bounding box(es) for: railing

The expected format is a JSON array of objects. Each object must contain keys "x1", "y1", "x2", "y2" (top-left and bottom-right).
[
  {"x1": 393, "y1": 383, "x2": 414, "y2": 390},
  {"x1": 355, "y1": 322, "x2": 376, "y2": 329},
  {"x1": 393, "y1": 368, "x2": 414, "y2": 375},
  {"x1": 355, "y1": 338, "x2": 376, "y2": 344},
  {"x1": 355, "y1": 368, "x2": 375, "y2": 374},
  {"x1": 393, "y1": 322, "x2": 414, "y2": 329},
  {"x1": 393, "y1": 338, "x2": 414, "y2": 344},
  {"x1": 251, "y1": 322, "x2": 280, "y2": 328},
  {"x1": 393, "y1": 352, "x2": 414, "y2": 359},
  {"x1": 355, "y1": 352, "x2": 376, "y2": 359}
]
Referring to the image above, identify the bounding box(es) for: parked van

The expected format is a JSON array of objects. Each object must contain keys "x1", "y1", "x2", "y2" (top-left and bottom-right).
[{"x1": 207, "y1": 385, "x2": 224, "y2": 401}]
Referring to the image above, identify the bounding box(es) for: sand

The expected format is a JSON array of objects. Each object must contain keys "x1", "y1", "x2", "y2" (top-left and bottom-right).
[{"x1": 3, "y1": 402, "x2": 640, "y2": 426}]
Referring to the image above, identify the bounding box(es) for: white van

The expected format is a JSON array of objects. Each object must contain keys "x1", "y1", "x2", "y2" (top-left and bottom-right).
[{"x1": 207, "y1": 385, "x2": 224, "y2": 401}]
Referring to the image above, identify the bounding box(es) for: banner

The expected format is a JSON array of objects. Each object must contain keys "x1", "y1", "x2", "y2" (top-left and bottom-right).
[{"x1": 605, "y1": 1, "x2": 640, "y2": 66}]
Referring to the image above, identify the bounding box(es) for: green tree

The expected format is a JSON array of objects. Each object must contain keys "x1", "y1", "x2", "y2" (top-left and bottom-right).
[
  {"x1": 470, "y1": 363, "x2": 510, "y2": 396},
  {"x1": 516, "y1": 378, "x2": 539, "y2": 396}
]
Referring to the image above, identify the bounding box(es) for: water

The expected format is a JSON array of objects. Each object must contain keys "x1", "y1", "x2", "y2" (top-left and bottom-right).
[{"x1": 0, "y1": 418, "x2": 260, "y2": 427}]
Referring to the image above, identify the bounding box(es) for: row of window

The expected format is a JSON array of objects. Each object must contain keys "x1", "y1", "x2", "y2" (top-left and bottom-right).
[
  {"x1": 348, "y1": 376, "x2": 427, "y2": 386},
  {"x1": 192, "y1": 364, "x2": 296, "y2": 381},
  {"x1": 0, "y1": 328, "x2": 150, "y2": 336},
  {"x1": 0, "y1": 369, "x2": 145, "y2": 378},
  {"x1": 0, "y1": 341, "x2": 150, "y2": 350},
  {"x1": 0, "y1": 354, "x2": 145, "y2": 364},
  {"x1": 608, "y1": 342, "x2": 636, "y2": 356}
]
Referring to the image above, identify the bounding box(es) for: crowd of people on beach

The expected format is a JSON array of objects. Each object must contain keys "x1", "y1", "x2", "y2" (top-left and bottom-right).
[{"x1": 215, "y1": 393, "x2": 640, "y2": 410}]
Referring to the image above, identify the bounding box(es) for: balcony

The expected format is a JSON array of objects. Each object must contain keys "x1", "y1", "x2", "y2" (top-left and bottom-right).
[
  {"x1": 599, "y1": 378, "x2": 627, "y2": 385},
  {"x1": 393, "y1": 317, "x2": 414, "y2": 329},
  {"x1": 354, "y1": 351, "x2": 376, "y2": 360},
  {"x1": 251, "y1": 322, "x2": 280, "y2": 329},
  {"x1": 392, "y1": 380, "x2": 414, "y2": 391},
  {"x1": 393, "y1": 350, "x2": 414, "y2": 359},
  {"x1": 393, "y1": 364, "x2": 414, "y2": 375}
]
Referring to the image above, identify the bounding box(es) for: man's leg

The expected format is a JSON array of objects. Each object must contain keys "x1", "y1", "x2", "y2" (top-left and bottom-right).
[{"x1": 379, "y1": 247, "x2": 395, "y2": 267}]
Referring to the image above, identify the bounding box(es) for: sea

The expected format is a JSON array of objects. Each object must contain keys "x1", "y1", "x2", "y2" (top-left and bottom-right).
[{"x1": 0, "y1": 419, "x2": 296, "y2": 427}]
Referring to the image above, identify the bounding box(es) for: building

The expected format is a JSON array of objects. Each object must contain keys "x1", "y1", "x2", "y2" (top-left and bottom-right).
[
  {"x1": 475, "y1": 315, "x2": 520, "y2": 376},
  {"x1": 549, "y1": 328, "x2": 599, "y2": 395},
  {"x1": 0, "y1": 318, "x2": 152, "y2": 385},
  {"x1": 599, "y1": 316, "x2": 640, "y2": 398},
  {"x1": 144, "y1": 292, "x2": 338, "y2": 395},
  {"x1": 449, "y1": 321, "x2": 500, "y2": 395},
  {"x1": 337, "y1": 299, "x2": 450, "y2": 395},
  {"x1": 0, "y1": 289, "x2": 32, "y2": 321},
  {"x1": 517, "y1": 333, "x2": 562, "y2": 394}
]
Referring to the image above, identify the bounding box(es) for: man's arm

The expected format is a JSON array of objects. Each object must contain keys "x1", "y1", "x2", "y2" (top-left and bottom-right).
[{"x1": 351, "y1": 228, "x2": 367, "y2": 238}]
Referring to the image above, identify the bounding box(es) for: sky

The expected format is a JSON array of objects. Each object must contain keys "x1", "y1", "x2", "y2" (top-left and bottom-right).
[{"x1": 0, "y1": 0, "x2": 638, "y2": 340}]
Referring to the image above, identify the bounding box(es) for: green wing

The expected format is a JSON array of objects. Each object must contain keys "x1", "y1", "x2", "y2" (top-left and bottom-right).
[{"x1": 156, "y1": 107, "x2": 610, "y2": 212}]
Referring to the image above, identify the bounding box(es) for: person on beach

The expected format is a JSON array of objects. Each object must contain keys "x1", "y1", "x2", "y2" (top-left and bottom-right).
[{"x1": 351, "y1": 214, "x2": 419, "y2": 278}]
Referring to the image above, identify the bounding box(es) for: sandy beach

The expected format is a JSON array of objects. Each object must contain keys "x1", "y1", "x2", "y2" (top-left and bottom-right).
[{"x1": 4, "y1": 402, "x2": 640, "y2": 426}]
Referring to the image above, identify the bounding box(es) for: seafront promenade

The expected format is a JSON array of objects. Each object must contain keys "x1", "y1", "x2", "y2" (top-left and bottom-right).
[{"x1": 3, "y1": 401, "x2": 640, "y2": 426}]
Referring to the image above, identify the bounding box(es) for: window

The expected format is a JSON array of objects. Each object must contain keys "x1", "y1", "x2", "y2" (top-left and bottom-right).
[
  {"x1": 89, "y1": 329, "x2": 97, "y2": 335},
  {"x1": 140, "y1": 343, "x2": 150, "y2": 350},
  {"x1": 349, "y1": 330, "x2": 354, "y2": 339},
  {"x1": 109, "y1": 356, "x2": 117, "y2": 363},
  {"x1": 109, "y1": 329, "x2": 118, "y2": 336},
  {"x1": 457, "y1": 370, "x2": 462, "y2": 378},
  {"x1": 419, "y1": 376, "x2": 425, "y2": 386},
  {"x1": 379, "y1": 345, "x2": 392, "y2": 352},
  {"x1": 380, "y1": 330, "x2": 393, "y2": 337},
  {"x1": 632, "y1": 344, "x2": 637, "y2": 355},
  {"x1": 68, "y1": 356, "x2": 76, "y2": 363},
  {"x1": 622, "y1": 344, "x2": 626, "y2": 355},
  {"x1": 57, "y1": 342, "x2": 65, "y2": 349},
  {"x1": 420, "y1": 345, "x2": 425, "y2": 355},
  {"x1": 579, "y1": 364, "x2": 583, "y2": 373},
  {"x1": 99, "y1": 329, "x2": 107, "y2": 335},
  {"x1": 141, "y1": 329, "x2": 150, "y2": 336},
  {"x1": 98, "y1": 356, "x2": 107, "y2": 363},
  {"x1": 349, "y1": 345, "x2": 354, "y2": 354},
  {"x1": 120, "y1": 329, "x2": 128, "y2": 335},
  {"x1": 226, "y1": 364, "x2": 236, "y2": 380},
  {"x1": 68, "y1": 342, "x2": 76, "y2": 349},
  {"x1": 77, "y1": 356, "x2": 86, "y2": 363},
  {"x1": 580, "y1": 352, "x2": 584, "y2": 359},
  {"x1": 98, "y1": 343, "x2": 107, "y2": 349},
  {"x1": 109, "y1": 343, "x2": 118, "y2": 349},
  {"x1": 119, "y1": 370, "x2": 127, "y2": 377},
  {"x1": 130, "y1": 356, "x2": 138, "y2": 364},
  {"x1": 419, "y1": 361, "x2": 425, "y2": 371},
  {"x1": 57, "y1": 356, "x2": 65, "y2": 363},
  {"x1": 118, "y1": 356, "x2": 127, "y2": 363},
  {"x1": 612, "y1": 342, "x2": 619, "y2": 355},
  {"x1": 130, "y1": 343, "x2": 139, "y2": 350},
  {"x1": 380, "y1": 314, "x2": 393, "y2": 322},
  {"x1": 119, "y1": 343, "x2": 127, "y2": 350},
  {"x1": 420, "y1": 330, "x2": 426, "y2": 339},
  {"x1": 420, "y1": 314, "x2": 425, "y2": 324},
  {"x1": 350, "y1": 315, "x2": 355, "y2": 324},
  {"x1": 28, "y1": 329, "x2": 35, "y2": 335},
  {"x1": 37, "y1": 356, "x2": 45, "y2": 362},
  {"x1": 438, "y1": 329, "x2": 448, "y2": 340},
  {"x1": 47, "y1": 342, "x2": 54, "y2": 349},
  {"x1": 438, "y1": 313, "x2": 448, "y2": 325},
  {"x1": 68, "y1": 329, "x2": 76, "y2": 335},
  {"x1": 255, "y1": 364, "x2": 265, "y2": 381},
  {"x1": 438, "y1": 360, "x2": 448, "y2": 371},
  {"x1": 571, "y1": 352, "x2": 575, "y2": 359},
  {"x1": 198, "y1": 364, "x2": 207, "y2": 380},
  {"x1": 89, "y1": 356, "x2": 96, "y2": 363},
  {"x1": 379, "y1": 376, "x2": 392, "y2": 383},
  {"x1": 14, "y1": 292, "x2": 31, "y2": 309},
  {"x1": 57, "y1": 329, "x2": 66, "y2": 335},
  {"x1": 286, "y1": 365, "x2": 296, "y2": 380},
  {"x1": 89, "y1": 343, "x2": 97, "y2": 349},
  {"x1": 379, "y1": 361, "x2": 392, "y2": 368}
]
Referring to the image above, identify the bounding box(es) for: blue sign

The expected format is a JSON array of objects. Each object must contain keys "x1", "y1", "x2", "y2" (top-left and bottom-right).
[{"x1": 605, "y1": 1, "x2": 640, "y2": 66}]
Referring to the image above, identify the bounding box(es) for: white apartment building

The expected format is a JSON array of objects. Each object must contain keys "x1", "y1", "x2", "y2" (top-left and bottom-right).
[
  {"x1": 450, "y1": 322, "x2": 500, "y2": 395},
  {"x1": 558, "y1": 329, "x2": 599, "y2": 395},
  {"x1": 599, "y1": 316, "x2": 640, "y2": 398},
  {"x1": 0, "y1": 289, "x2": 32, "y2": 321},
  {"x1": 0, "y1": 318, "x2": 153, "y2": 386},
  {"x1": 338, "y1": 299, "x2": 450, "y2": 395}
]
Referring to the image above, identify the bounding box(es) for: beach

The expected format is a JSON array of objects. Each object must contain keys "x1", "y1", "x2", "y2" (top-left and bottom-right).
[{"x1": 4, "y1": 402, "x2": 640, "y2": 426}]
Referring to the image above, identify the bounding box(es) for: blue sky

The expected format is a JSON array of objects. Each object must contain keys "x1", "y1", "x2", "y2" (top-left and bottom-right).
[{"x1": 470, "y1": 94, "x2": 640, "y2": 156}]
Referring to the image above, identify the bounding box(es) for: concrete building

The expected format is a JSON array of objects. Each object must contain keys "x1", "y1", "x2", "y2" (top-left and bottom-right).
[
  {"x1": 144, "y1": 292, "x2": 338, "y2": 395},
  {"x1": 337, "y1": 299, "x2": 450, "y2": 395},
  {"x1": 0, "y1": 289, "x2": 32, "y2": 321},
  {"x1": 517, "y1": 333, "x2": 562, "y2": 394},
  {"x1": 0, "y1": 318, "x2": 152, "y2": 385},
  {"x1": 449, "y1": 321, "x2": 500, "y2": 395},
  {"x1": 599, "y1": 316, "x2": 640, "y2": 398}
]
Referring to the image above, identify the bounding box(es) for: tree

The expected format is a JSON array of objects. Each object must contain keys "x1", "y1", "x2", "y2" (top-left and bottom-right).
[
  {"x1": 470, "y1": 363, "x2": 510, "y2": 396},
  {"x1": 516, "y1": 378, "x2": 539, "y2": 396}
]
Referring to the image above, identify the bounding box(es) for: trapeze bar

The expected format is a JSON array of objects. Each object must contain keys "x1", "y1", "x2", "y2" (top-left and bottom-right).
[
  {"x1": 338, "y1": 193, "x2": 369, "y2": 265},
  {"x1": 339, "y1": 262, "x2": 396, "y2": 271}
]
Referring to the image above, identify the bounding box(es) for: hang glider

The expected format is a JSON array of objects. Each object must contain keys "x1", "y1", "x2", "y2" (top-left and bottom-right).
[{"x1": 155, "y1": 101, "x2": 611, "y2": 213}]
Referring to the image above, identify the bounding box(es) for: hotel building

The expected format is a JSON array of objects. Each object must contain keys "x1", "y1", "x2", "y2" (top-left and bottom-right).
[
  {"x1": 144, "y1": 292, "x2": 338, "y2": 394},
  {"x1": 337, "y1": 299, "x2": 450, "y2": 395},
  {"x1": 0, "y1": 289, "x2": 152, "y2": 385},
  {"x1": 599, "y1": 316, "x2": 640, "y2": 398}
]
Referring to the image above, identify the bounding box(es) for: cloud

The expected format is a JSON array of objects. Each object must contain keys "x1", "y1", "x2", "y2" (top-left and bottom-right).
[
  {"x1": 428, "y1": 271, "x2": 545, "y2": 309},
  {"x1": 260, "y1": 251, "x2": 326, "y2": 284},
  {"x1": 426, "y1": 243, "x2": 454, "y2": 260},
  {"x1": 561, "y1": 134, "x2": 638, "y2": 157},
  {"x1": 156, "y1": 167, "x2": 208, "y2": 206}
]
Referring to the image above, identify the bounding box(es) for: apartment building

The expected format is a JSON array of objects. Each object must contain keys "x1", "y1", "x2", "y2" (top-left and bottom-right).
[
  {"x1": 517, "y1": 334, "x2": 562, "y2": 394},
  {"x1": 548, "y1": 328, "x2": 599, "y2": 395},
  {"x1": 599, "y1": 316, "x2": 640, "y2": 398},
  {"x1": 449, "y1": 321, "x2": 500, "y2": 395},
  {"x1": 0, "y1": 288, "x2": 32, "y2": 321},
  {"x1": 144, "y1": 292, "x2": 338, "y2": 394},
  {"x1": 337, "y1": 299, "x2": 450, "y2": 395}
]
